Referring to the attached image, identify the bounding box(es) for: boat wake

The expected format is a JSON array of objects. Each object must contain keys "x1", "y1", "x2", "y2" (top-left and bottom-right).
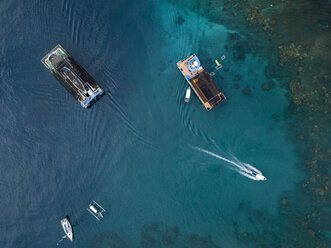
[
  {"x1": 193, "y1": 146, "x2": 267, "y2": 181},
  {"x1": 56, "y1": 235, "x2": 67, "y2": 246}
]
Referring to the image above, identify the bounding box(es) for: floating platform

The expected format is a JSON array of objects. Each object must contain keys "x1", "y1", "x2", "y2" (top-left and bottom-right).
[
  {"x1": 41, "y1": 44, "x2": 104, "y2": 108},
  {"x1": 177, "y1": 54, "x2": 226, "y2": 110}
]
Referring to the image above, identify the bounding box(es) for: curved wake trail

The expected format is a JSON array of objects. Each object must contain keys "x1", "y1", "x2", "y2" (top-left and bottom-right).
[
  {"x1": 192, "y1": 146, "x2": 267, "y2": 181},
  {"x1": 56, "y1": 235, "x2": 67, "y2": 246}
]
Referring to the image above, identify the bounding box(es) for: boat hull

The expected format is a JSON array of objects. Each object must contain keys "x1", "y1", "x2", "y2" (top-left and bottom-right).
[
  {"x1": 61, "y1": 218, "x2": 73, "y2": 241},
  {"x1": 41, "y1": 44, "x2": 104, "y2": 108}
]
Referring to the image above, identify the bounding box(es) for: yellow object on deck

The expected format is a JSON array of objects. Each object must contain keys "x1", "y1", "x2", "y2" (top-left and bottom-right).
[{"x1": 215, "y1": 60, "x2": 220, "y2": 66}]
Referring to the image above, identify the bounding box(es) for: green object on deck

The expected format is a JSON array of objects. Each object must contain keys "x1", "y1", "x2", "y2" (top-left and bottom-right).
[
  {"x1": 46, "y1": 60, "x2": 53, "y2": 69},
  {"x1": 57, "y1": 49, "x2": 66, "y2": 58}
]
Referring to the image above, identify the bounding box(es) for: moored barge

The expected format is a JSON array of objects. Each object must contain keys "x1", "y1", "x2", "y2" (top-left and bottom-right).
[
  {"x1": 41, "y1": 44, "x2": 104, "y2": 108},
  {"x1": 177, "y1": 54, "x2": 225, "y2": 110}
]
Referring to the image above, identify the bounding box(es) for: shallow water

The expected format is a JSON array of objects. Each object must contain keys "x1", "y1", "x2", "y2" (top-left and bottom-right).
[{"x1": 0, "y1": 0, "x2": 328, "y2": 247}]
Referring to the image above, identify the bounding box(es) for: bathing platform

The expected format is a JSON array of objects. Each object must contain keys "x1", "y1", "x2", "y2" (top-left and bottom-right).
[
  {"x1": 41, "y1": 44, "x2": 104, "y2": 108},
  {"x1": 177, "y1": 54, "x2": 225, "y2": 110}
]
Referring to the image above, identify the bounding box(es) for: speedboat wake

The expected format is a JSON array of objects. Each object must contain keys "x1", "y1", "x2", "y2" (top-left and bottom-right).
[{"x1": 192, "y1": 146, "x2": 267, "y2": 181}]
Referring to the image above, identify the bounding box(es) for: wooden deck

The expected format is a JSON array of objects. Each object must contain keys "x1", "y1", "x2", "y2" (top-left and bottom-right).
[{"x1": 177, "y1": 54, "x2": 225, "y2": 111}]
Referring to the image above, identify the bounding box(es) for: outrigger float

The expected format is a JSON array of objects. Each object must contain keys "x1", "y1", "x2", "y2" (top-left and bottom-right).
[
  {"x1": 87, "y1": 201, "x2": 106, "y2": 221},
  {"x1": 177, "y1": 54, "x2": 226, "y2": 110},
  {"x1": 41, "y1": 44, "x2": 104, "y2": 108}
]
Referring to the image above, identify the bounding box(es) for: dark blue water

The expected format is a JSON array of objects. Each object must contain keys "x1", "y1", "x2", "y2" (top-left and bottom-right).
[{"x1": 1, "y1": 0, "x2": 324, "y2": 247}]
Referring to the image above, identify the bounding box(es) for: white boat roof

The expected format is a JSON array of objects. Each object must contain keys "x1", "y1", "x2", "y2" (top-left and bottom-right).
[{"x1": 185, "y1": 87, "x2": 191, "y2": 98}]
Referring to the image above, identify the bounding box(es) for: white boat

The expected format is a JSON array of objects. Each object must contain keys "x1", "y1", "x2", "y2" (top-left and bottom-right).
[
  {"x1": 61, "y1": 218, "x2": 73, "y2": 242},
  {"x1": 184, "y1": 87, "x2": 191, "y2": 103},
  {"x1": 253, "y1": 172, "x2": 267, "y2": 181},
  {"x1": 249, "y1": 168, "x2": 267, "y2": 181},
  {"x1": 255, "y1": 174, "x2": 267, "y2": 180},
  {"x1": 87, "y1": 201, "x2": 106, "y2": 221}
]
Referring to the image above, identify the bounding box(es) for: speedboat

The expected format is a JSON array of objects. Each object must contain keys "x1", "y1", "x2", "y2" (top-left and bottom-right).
[
  {"x1": 251, "y1": 171, "x2": 267, "y2": 181},
  {"x1": 255, "y1": 174, "x2": 266, "y2": 180},
  {"x1": 61, "y1": 218, "x2": 73, "y2": 242},
  {"x1": 87, "y1": 201, "x2": 106, "y2": 221},
  {"x1": 184, "y1": 86, "x2": 191, "y2": 103}
]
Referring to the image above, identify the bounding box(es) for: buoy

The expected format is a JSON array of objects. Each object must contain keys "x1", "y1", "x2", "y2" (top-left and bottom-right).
[
  {"x1": 221, "y1": 55, "x2": 226, "y2": 60},
  {"x1": 216, "y1": 64, "x2": 222, "y2": 70},
  {"x1": 215, "y1": 59, "x2": 222, "y2": 70}
]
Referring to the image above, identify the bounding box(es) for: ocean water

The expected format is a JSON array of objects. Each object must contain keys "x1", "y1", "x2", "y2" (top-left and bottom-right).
[{"x1": 0, "y1": 0, "x2": 328, "y2": 247}]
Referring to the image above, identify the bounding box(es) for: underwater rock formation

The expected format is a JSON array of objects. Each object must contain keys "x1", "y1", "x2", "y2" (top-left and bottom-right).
[
  {"x1": 246, "y1": 7, "x2": 275, "y2": 33},
  {"x1": 141, "y1": 222, "x2": 222, "y2": 248},
  {"x1": 278, "y1": 43, "x2": 307, "y2": 66}
]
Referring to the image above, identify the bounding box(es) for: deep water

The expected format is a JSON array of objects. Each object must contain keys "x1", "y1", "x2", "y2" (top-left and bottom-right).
[{"x1": 0, "y1": 0, "x2": 329, "y2": 247}]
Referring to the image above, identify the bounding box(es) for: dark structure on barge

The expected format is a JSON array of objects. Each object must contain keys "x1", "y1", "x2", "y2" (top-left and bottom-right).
[
  {"x1": 41, "y1": 44, "x2": 104, "y2": 108},
  {"x1": 177, "y1": 54, "x2": 225, "y2": 110}
]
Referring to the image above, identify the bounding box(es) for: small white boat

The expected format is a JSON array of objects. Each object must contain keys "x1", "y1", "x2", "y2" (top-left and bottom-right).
[
  {"x1": 184, "y1": 87, "x2": 191, "y2": 103},
  {"x1": 61, "y1": 218, "x2": 73, "y2": 242},
  {"x1": 250, "y1": 169, "x2": 267, "y2": 181},
  {"x1": 255, "y1": 174, "x2": 267, "y2": 180},
  {"x1": 87, "y1": 201, "x2": 106, "y2": 221}
]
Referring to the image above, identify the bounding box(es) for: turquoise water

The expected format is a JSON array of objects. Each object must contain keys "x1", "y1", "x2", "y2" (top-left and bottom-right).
[{"x1": 0, "y1": 0, "x2": 328, "y2": 247}]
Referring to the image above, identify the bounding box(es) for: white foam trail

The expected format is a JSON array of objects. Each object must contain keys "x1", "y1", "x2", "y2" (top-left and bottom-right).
[
  {"x1": 193, "y1": 146, "x2": 266, "y2": 181},
  {"x1": 56, "y1": 235, "x2": 67, "y2": 245}
]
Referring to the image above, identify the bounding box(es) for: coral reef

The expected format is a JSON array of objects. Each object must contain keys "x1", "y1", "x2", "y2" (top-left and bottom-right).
[
  {"x1": 166, "y1": 0, "x2": 331, "y2": 246},
  {"x1": 89, "y1": 232, "x2": 129, "y2": 248},
  {"x1": 242, "y1": 86, "x2": 251, "y2": 95},
  {"x1": 174, "y1": 16, "x2": 185, "y2": 26},
  {"x1": 246, "y1": 7, "x2": 275, "y2": 33},
  {"x1": 141, "y1": 222, "x2": 222, "y2": 248},
  {"x1": 278, "y1": 43, "x2": 308, "y2": 66},
  {"x1": 261, "y1": 82, "x2": 272, "y2": 91}
]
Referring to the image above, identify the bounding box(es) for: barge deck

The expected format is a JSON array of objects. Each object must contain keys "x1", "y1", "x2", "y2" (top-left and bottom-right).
[
  {"x1": 41, "y1": 44, "x2": 104, "y2": 108},
  {"x1": 177, "y1": 54, "x2": 225, "y2": 110}
]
